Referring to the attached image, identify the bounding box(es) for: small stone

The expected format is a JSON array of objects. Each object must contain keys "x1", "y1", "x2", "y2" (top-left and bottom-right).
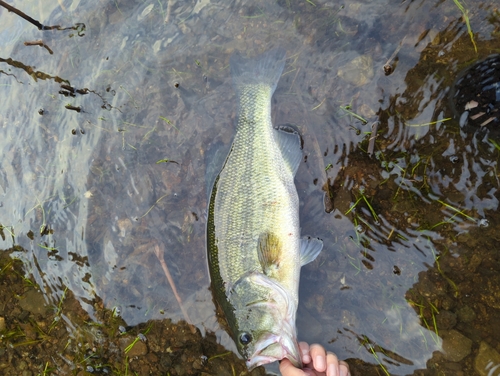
[
  {"x1": 436, "y1": 310, "x2": 457, "y2": 330},
  {"x1": 441, "y1": 330, "x2": 472, "y2": 362},
  {"x1": 192, "y1": 357, "x2": 204, "y2": 370},
  {"x1": 468, "y1": 254, "x2": 482, "y2": 272},
  {"x1": 441, "y1": 296, "x2": 455, "y2": 311},
  {"x1": 118, "y1": 337, "x2": 148, "y2": 357},
  {"x1": 475, "y1": 341, "x2": 500, "y2": 376},
  {"x1": 441, "y1": 362, "x2": 464, "y2": 376},
  {"x1": 117, "y1": 218, "x2": 132, "y2": 237},
  {"x1": 129, "y1": 340, "x2": 148, "y2": 357},
  {"x1": 18, "y1": 289, "x2": 47, "y2": 315},
  {"x1": 357, "y1": 103, "x2": 376, "y2": 119},
  {"x1": 18, "y1": 360, "x2": 28, "y2": 370},
  {"x1": 456, "y1": 306, "x2": 476, "y2": 323},
  {"x1": 337, "y1": 54, "x2": 374, "y2": 86}
]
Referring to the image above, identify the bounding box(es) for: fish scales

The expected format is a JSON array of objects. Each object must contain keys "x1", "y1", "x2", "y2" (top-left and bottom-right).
[
  {"x1": 207, "y1": 48, "x2": 322, "y2": 370},
  {"x1": 216, "y1": 84, "x2": 300, "y2": 291}
]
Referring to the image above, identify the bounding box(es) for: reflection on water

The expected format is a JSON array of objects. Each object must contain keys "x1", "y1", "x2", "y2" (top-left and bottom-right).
[{"x1": 1, "y1": 0, "x2": 500, "y2": 375}]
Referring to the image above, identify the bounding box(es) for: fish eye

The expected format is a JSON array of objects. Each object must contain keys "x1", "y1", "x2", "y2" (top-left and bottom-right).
[{"x1": 239, "y1": 332, "x2": 252, "y2": 345}]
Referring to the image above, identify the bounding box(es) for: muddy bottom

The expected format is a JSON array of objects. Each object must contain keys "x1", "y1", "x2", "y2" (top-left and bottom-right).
[
  {"x1": 322, "y1": 144, "x2": 500, "y2": 376},
  {"x1": 0, "y1": 246, "x2": 414, "y2": 376},
  {"x1": 0, "y1": 248, "x2": 268, "y2": 376},
  {"x1": 3, "y1": 213, "x2": 500, "y2": 376}
]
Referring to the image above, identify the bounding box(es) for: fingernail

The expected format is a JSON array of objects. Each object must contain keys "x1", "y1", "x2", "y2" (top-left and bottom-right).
[
  {"x1": 315, "y1": 355, "x2": 325, "y2": 371},
  {"x1": 340, "y1": 367, "x2": 348, "y2": 376},
  {"x1": 328, "y1": 363, "x2": 338, "y2": 376},
  {"x1": 302, "y1": 347, "x2": 310, "y2": 363}
]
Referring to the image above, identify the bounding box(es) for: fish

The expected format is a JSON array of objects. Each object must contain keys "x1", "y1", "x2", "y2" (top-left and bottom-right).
[{"x1": 206, "y1": 47, "x2": 323, "y2": 370}]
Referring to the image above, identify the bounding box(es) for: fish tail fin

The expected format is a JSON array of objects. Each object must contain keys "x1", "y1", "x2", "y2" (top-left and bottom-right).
[{"x1": 230, "y1": 48, "x2": 286, "y2": 95}]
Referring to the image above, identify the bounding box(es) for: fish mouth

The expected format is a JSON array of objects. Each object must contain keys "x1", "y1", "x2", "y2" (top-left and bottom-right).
[{"x1": 246, "y1": 331, "x2": 301, "y2": 370}]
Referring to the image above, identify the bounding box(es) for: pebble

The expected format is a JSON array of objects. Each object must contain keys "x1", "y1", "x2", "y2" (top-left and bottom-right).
[
  {"x1": 436, "y1": 310, "x2": 457, "y2": 330},
  {"x1": 441, "y1": 330, "x2": 472, "y2": 362},
  {"x1": 337, "y1": 54, "x2": 374, "y2": 86},
  {"x1": 18, "y1": 289, "x2": 47, "y2": 315},
  {"x1": 475, "y1": 341, "x2": 500, "y2": 376},
  {"x1": 18, "y1": 360, "x2": 28, "y2": 370},
  {"x1": 118, "y1": 337, "x2": 148, "y2": 357},
  {"x1": 456, "y1": 305, "x2": 476, "y2": 323},
  {"x1": 192, "y1": 357, "x2": 204, "y2": 370}
]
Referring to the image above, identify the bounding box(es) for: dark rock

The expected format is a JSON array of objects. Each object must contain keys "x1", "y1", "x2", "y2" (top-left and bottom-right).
[{"x1": 436, "y1": 310, "x2": 457, "y2": 330}]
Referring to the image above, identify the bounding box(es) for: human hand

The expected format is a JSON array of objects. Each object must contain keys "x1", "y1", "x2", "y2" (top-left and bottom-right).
[{"x1": 279, "y1": 342, "x2": 350, "y2": 376}]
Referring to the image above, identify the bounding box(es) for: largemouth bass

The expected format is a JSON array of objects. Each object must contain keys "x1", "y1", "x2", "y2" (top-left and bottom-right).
[{"x1": 207, "y1": 48, "x2": 323, "y2": 370}]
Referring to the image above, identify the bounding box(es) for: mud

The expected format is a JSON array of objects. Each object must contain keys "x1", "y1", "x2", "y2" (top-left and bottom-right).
[{"x1": 0, "y1": 249, "x2": 266, "y2": 376}]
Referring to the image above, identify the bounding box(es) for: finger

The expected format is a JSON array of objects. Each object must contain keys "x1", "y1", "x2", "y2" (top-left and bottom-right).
[
  {"x1": 279, "y1": 358, "x2": 307, "y2": 376},
  {"x1": 339, "y1": 360, "x2": 351, "y2": 376},
  {"x1": 309, "y1": 344, "x2": 327, "y2": 372},
  {"x1": 325, "y1": 351, "x2": 341, "y2": 376},
  {"x1": 299, "y1": 342, "x2": 312, "y2": 365}
]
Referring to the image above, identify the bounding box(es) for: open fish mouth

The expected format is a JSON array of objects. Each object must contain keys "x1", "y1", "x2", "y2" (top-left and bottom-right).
[{"x1": 246, "y1": 331, "x2": 301, "y2": 370}]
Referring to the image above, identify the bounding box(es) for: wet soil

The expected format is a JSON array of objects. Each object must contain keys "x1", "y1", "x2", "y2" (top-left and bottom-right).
[
  {"x1": 2, "y1": 222, "x2": 499, "y2": 376},
  {"x1": 0, "y1": 249, "x2": 266, "y2": 376},
  {"x1": 322, "y1": 125, "x2": 500, "y2": 375}
]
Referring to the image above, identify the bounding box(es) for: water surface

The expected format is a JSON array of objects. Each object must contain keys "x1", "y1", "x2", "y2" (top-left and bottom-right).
[{"x1": 1, "y1": 0, "x2": 500, "y2": 374}]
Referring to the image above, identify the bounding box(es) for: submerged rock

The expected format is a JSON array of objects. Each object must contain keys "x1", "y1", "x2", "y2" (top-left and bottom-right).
[
  {"x1": 475, "y1": 341, "x2": 500, "y2": 376},
  {"x1": 18, "y1": 289, "x2": 48, "y2": 315},
  {"x1": 436, "y1": 310, "x2": 457, "y2": 330},
  {"x1": 337, "y1": 54, "x2": 374, "y2": 86},
  {"x1": 456, "y1": 305, "x2": 476, "y2": 323},
  {"x1": 441, "y1": 329, "x2": 472, "y2": 362}
]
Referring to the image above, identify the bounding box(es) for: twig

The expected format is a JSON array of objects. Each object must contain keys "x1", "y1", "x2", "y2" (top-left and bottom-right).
[
  {"x1": 367, "y1": 121, "x2": 379, "y2": 156},
  {"x1": 164, "y1": 0, "x2": 173, "y2": 23},
  {"x1": 0, "y1": 1, "x2": 85, "y2": 33},
  {"x1": 24, "y1": 40, "x2": 53, "y2": 54},
  {"x1": 0, "y1": 0, "x2": 45, "y2": 29},
  {"x1": 153, "y1": 244, "x2": 196, "y2": 333},
  {"x1": 383, "y1": 35, "x2": 406, "y2": 75}
]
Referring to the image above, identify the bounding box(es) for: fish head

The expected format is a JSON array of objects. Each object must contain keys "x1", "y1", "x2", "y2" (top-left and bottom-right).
[{"x1": 228, "y1": 272, "x2": 301, "y2": 370}]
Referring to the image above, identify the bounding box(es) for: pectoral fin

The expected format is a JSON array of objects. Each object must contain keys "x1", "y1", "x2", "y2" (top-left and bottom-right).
[
  {"x1": 274, "y1": 124, "x2": 303, "y2": 176},
  {"x1": 257, "y1": 232, "x2": 282, "y2": 275},
  {"x1": 300, "y1": 237, "x2": 323, "y2": 266}
]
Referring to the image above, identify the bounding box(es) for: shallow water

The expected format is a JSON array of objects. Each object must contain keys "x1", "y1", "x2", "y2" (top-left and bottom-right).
[{"x1": 1, "y1": 0, "x2": 500, "y2": 375}]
